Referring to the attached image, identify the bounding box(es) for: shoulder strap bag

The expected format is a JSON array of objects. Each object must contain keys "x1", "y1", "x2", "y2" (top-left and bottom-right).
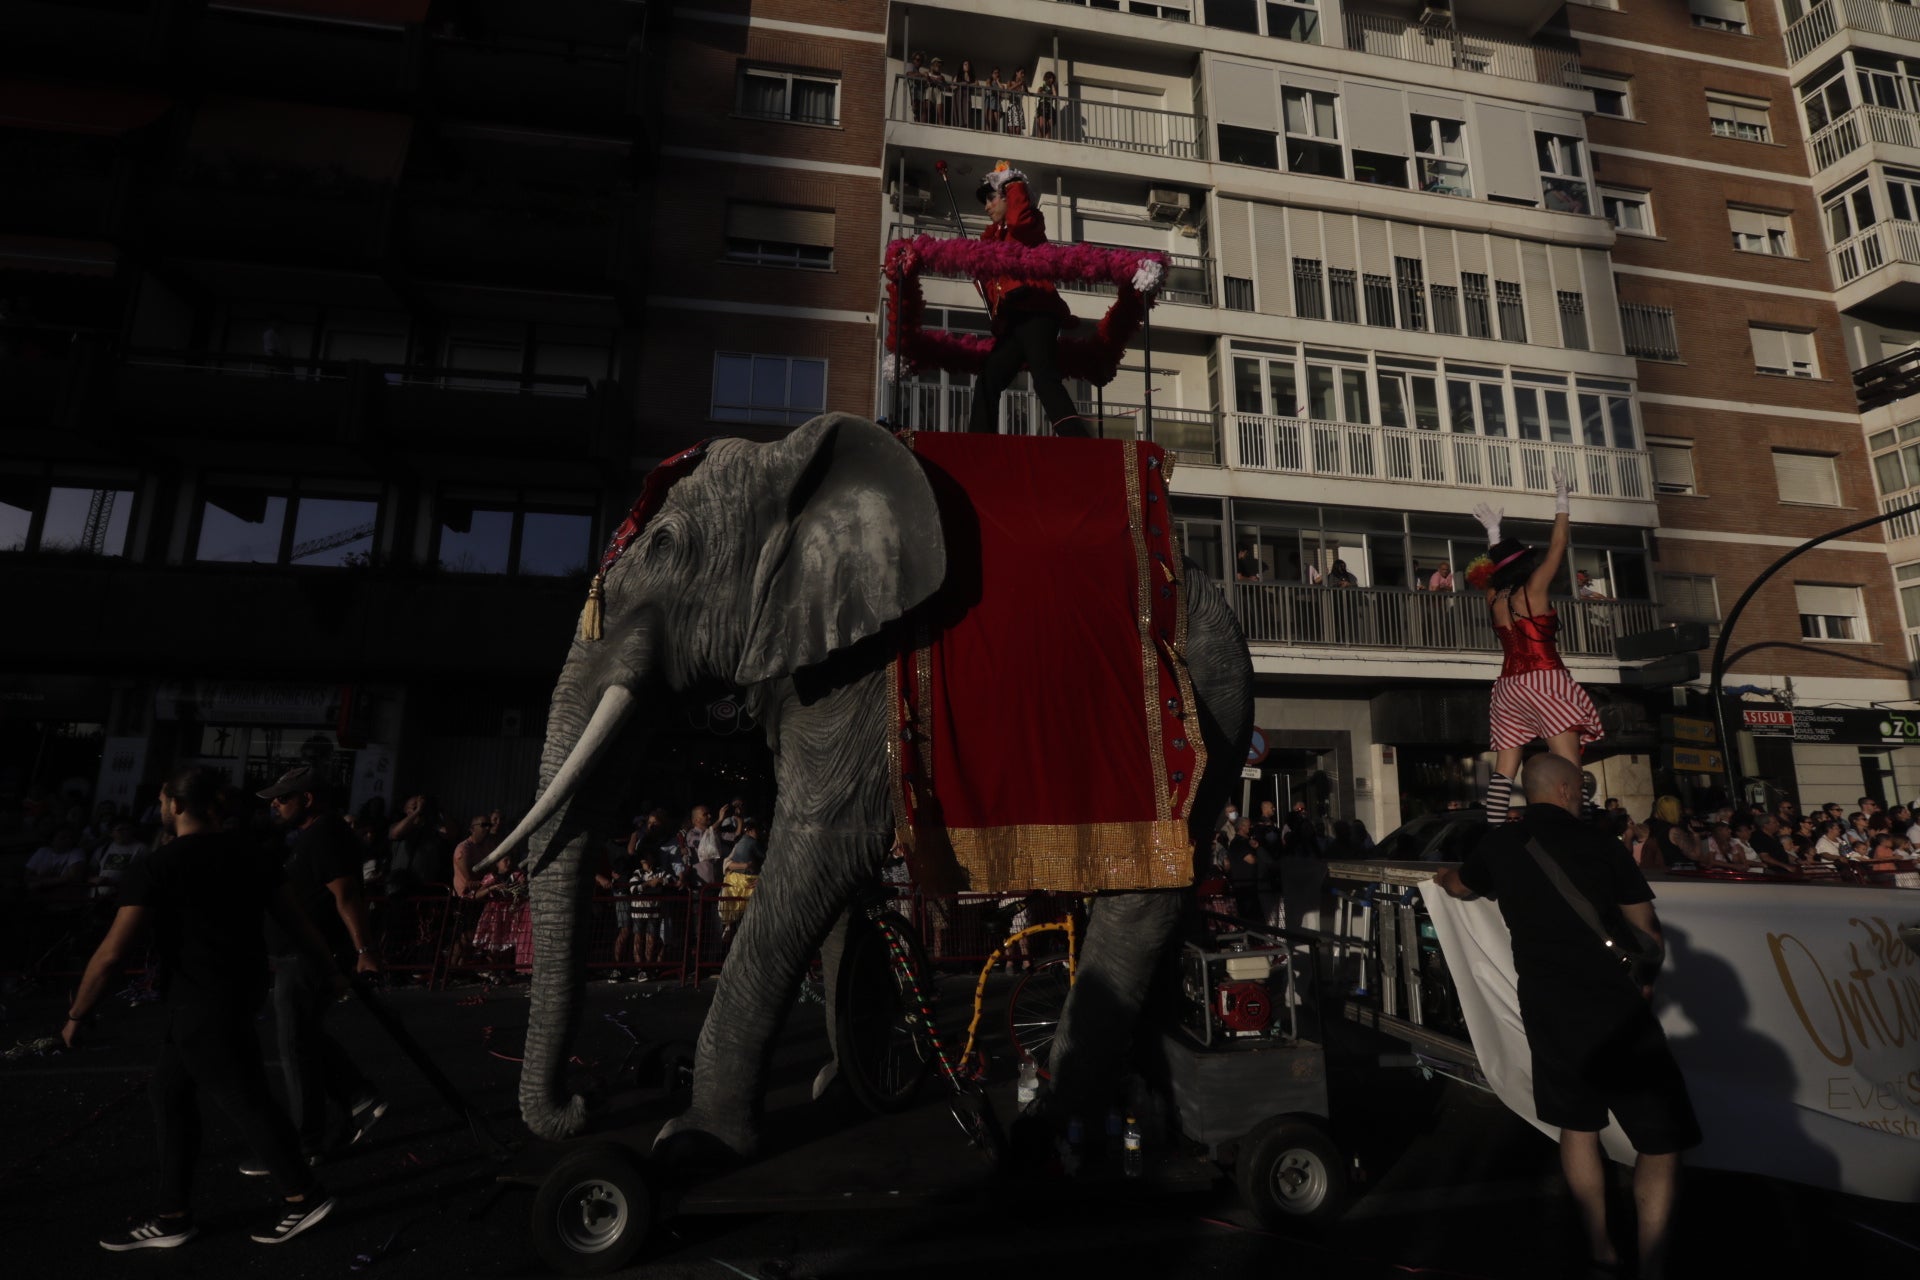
[{"x1": 1524, "y1": 837, "x2": 1664, "y2": 987}]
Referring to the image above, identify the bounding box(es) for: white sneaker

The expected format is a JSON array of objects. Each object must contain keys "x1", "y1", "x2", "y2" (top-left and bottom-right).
[
  {"x1": 250, "y1": 1196, "x2": 335, "y2": 1245},
  {"x1": 100, "y1": 1217, "x2": 198, "y2": 1251}
]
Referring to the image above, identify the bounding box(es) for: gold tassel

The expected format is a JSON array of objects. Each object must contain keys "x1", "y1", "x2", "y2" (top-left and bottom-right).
[{"x1": 579, "y1": 573, "x2": 604, "y2": 642}]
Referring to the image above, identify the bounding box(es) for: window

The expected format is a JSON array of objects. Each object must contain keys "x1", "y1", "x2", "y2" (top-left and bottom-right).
[
  {"x1": 1495, "y1": 281, "x2": 1527, "y2": 343},
  {"x1": 1824, "y1": 176, "x2": 1878, "y2": 243},
  {"x1": 1772, "y1": 450, "x2": 1841, "y2": 506},
  {"x1": 737, "y1": 66, "x2": 839, "y2": 126},
  {"x1": 1430, "y1": 283, "x2": 1461, "y2": 335},
  {"x1": 1292, "y1": 258, "x2": 1325, "y2": 319},
  {"x1": 1802, "y1": 74, "x2": 1853, "y2": 133},
  {"x1": 1869, "y1": 421, "x2": 1920, "y2": 498},
  {"x1": 1886, "y1": 168, "x2": 1920, "y2": 221},
  {"x1": 1558, "y1": 292, "x2": 1589, "y2": 350},
  {"x1": 1708, "y1": 94, "x2": 1771, "y2": 143},
  {"x1": 1647, "y1": 439, "x2": 1698, "y2": 495},
  {"x1": 0, "y1": 477, "x2": 135, "y2": 557},
  {"x1": 1584, "y1": 71, "x2": 1632, "y2": 119},
  {"x1": 1376, "y1": 368, "x2": 1442, "y2": 431},
  {"x1": 1750, "y1": 325, "x2": 1818, "y2": 378},
  {"x1": 1729, "y1": 206, "x2": 1793, "y2": 256},
  {"x1": 1602, "y1": 187, "x2": 1654, "y2": 235},
  {"x1": 724, "y1": 202, "x2": 834, "y2": 270},
  {"x1": 1266, "y1": 0, "x2": 1321, "y2": 42},
  {"x1": 1283, "y1": 87, "x2": 1343, "y2": 178},
  {"x1": 1328, "y1": 267, "x2": 1358, "y2": 323},
  {"x1": 1411, "y1": 115, "x2": 1471, "y2": 197},
  {"x1": 1536, "y1": 133, "x2": 1591, "y2": 215},
  {"x1": 1363, "y1": 273, "x2": 1394, "y2": 327},
  {"x1": 1896, "y1": 561, "x2": 1920, "y2": 630},
  {"x1": 1353, "y1": 151, "x2": 1408, "y2": 187},
  {"x1": 1462, "y1": 273, "x2": 1493, "y2": 339},
  {"x1": 195, "y1": 482, "x2": 379, "y2": 567},
  {"x1": 1224, "y1": 276, "x2": 1256, "y2": 311},
  {"x1": 1576, "y1": 377, "x2": 1636, "y2": 447},
  {"x1": 436, "y1": 498, "x2": 593, "y2": 577},
  {"x1": 1797, "y1": 583, "x2": 1865, "y2": 641},
  {"x1": 1394, "y1": 258, "x2": 1426, "y2": 332},
  {"x1": 1689, "y1": 0, "x2": 1749, "y2": 32},
  {"x1": 712, "y1": 353, "x2": 827, "y2": 426},
  {"x1": 1511, "y1": 376, "x2": 1574, "y2": 443},
  {"x1": 1659, "y1": 573, "x2": 1720, "y2": 631},
  {"x1": 1217, "y1": 124, "x2": 1281, "y2": 170}
]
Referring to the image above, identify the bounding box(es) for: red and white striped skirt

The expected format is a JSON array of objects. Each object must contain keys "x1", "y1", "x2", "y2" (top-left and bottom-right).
[{"x1": 1489, "y1": 667, "x2": 1605, "y2": 751}]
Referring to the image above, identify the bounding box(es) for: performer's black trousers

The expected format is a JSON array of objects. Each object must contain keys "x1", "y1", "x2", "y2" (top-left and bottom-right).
[
  {"x1": 273, "y1": 952, "x2": 375, "y2": 1151},
  {"x1": 967, "y1": 310, "x2": 1088, "y2": 436},
  {"x1": 152, "y1": 998, "x2": 317, "y2": 1214}
]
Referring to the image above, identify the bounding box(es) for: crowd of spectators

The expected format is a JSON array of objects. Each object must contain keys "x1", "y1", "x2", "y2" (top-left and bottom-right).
[
  {"x1": 1601, "y1": 792, "x2": 1920, "y2": 882},
  {"x1": 903, "y1": 52, "x2": 1061, "y2": 140}
]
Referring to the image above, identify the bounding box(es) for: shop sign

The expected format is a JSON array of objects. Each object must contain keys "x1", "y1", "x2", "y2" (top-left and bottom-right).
[
  {"x1": 1737, "y1": 704, "x2": 1920, "y2": 745},
  {"x1": 155, "y1": 681, "x2": 339, "y2": 726}
]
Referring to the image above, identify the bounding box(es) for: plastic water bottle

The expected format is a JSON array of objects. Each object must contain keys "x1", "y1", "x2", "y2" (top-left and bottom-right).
[
  {"x1": 1016, "y1": 1059, "x2": 1039, "y2": 1109},
  {"x1": 1122, "y1": 1114, "x2": 1143, "y2": 1178}
]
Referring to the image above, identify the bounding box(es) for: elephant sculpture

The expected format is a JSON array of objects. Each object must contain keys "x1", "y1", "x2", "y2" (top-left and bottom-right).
[{"x1": 482, "y1": 414, "x2": 1254, "y2": 1156}]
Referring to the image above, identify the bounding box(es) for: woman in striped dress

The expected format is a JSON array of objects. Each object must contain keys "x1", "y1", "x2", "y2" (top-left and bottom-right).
[{"x1": 1467, "y1": 468, "x2": 1603, "y2": 822}]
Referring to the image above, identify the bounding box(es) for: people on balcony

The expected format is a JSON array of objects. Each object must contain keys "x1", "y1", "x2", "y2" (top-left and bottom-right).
[{"x1": 1466, "y1": 469, "x2": 1605, "y2": 826}]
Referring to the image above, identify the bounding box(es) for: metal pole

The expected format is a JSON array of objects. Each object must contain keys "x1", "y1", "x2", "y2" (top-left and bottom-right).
[
  {"x1": 1143, "y1": 309, "x2": 1153, "y2": 444},
  {"x1": 1708, "y1": 498, "x2": 1920, "y2": 803}
]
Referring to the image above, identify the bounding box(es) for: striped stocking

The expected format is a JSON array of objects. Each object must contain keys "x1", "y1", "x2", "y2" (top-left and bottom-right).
[{"x1": 1484, "y1": 772, "x2": 1514, "y2": 825}]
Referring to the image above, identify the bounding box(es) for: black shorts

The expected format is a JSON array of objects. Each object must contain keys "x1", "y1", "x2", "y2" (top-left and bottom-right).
[{"x1": 1526, "y1": 996, "x2": 1701, "y2": 1155}]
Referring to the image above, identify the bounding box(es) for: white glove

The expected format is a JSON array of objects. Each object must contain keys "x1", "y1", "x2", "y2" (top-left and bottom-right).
[
  {"x1": 1470, "y1": 503, "x2": 1504, "y2": 547},
  {"x1": 1551, "y1": 466, "x2": 1571, "y2": 514},
  {"x1": 981, "y1": 163, "x2": 1027, "y2": 197}
]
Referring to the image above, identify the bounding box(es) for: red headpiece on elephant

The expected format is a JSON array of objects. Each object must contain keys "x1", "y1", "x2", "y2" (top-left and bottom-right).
[{"x1": 580, "y1": 439, "x2": 711, "y2": 641}]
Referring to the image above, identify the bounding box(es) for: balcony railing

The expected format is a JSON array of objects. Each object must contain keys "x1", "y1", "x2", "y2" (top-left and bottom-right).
[
  {"x1": 1882, "y1": 493, "x2": 1920, "y2": 542},
  {"x1": 1786, "y1": 0, "x2": 1920, "y2": 65},
  {"x1": 1230, "y1": 582, "x2": 1657, "y2": 656},
  {"x1": 1620, "y1": 303, "x2": 1681, "y2": 362},
  {"x1": 1808, "y1": 104, "x2": 1920, "y2": 173},
  {"x1": 1228, "y1": 413, "x2": 1654, "y2": 501},
  {"x1": 890, "y1": 380, "x2": 1222, "y2": 465},
  {"x1": 886, "y1": 220, "x2": 1213, "y2": 305},
  {"x1": 1832, "y1": 218, "x2": 1920, "y2": 285},
  {"x1": 1856, "y1": 343, "x2": 1920, "y2": 410},
  {"x1": 890, "y1": 75, "x2": 1207, "y2": 161},
  {"x1": 1342, "y1": 11, "x2": 1582, "y2": 88}
]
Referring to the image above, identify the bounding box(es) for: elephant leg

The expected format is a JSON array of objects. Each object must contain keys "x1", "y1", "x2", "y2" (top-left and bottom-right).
[
  {"x1": 658, "y1": 674, "x2": 894, "y2": 1160},
  {"x1": 811, "y1": 904, "x2": 854, "y2": 1100},
  {"x1": 1045, "y1": 890, "x2": 1183, "y2": 1127}
]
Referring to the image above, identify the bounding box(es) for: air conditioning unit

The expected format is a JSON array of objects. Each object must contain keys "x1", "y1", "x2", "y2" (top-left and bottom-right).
[
  {"x1": 1147, "y1": 188, "x2": 1191, "y2": 221},
  {"x1": 889, "y1": 180, "x2": 932, "y2": 213},
  {"x1": 1417, "y1": 0, "x2": 1455, "y2": 29}
]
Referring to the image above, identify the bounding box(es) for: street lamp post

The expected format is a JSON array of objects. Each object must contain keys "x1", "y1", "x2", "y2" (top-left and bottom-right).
[{"x1": 1708, "y1": 499, "x2": 1920, "y2": 803}]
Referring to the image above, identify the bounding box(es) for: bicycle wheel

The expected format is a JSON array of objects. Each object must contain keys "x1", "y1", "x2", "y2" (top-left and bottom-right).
[
  {"x1": 835, "y1": 911, "x2": 937, "y2": 1114},
  {"x1": 1006, "y1": 955, "x2": 1074, "y2": 1080}
]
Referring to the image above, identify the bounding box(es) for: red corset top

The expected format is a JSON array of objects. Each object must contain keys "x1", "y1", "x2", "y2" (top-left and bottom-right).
[{"x1": 1494, "y1": 610, "x2": 1564, "y2": 677}]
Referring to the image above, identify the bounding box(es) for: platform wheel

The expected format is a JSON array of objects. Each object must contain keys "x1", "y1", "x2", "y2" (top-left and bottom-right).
[
  {"x1": 530, "y1": 1143, "x2": 652, "y2": 1275},
  {"x1": 835, "y1": 910, "x2": 937, "y2": 1114},
  {"x1": 1236, "y1": 1117, "x2": 1348, "y2": 1228},
  {"x1": 1006, "y1": 954, "x2": 1074, "y2": 1080}
]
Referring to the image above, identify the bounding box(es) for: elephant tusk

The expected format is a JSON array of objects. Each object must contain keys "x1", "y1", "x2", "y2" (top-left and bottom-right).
[{"x1": 475, "y1": 684, "x2": 637, "y2": 874}]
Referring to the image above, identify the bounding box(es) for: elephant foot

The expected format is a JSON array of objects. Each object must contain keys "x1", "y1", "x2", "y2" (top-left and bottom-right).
[{"x1": 653, "y1": 1109, "x2": 758, "y2": 1168}]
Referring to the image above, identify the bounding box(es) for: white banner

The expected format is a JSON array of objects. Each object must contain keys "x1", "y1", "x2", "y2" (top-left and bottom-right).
[
  {"x1": 349, "y1": 744, "x2": 395, "y2": 816},
  {"x1": 94, "y1": 736, "x2": 150, "y2": 815},
  {"x1": 1423, "y1": 879, "x2": 1920, "y2": 1204}
]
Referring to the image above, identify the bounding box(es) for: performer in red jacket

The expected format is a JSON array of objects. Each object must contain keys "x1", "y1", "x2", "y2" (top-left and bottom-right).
[{"x1": 967, "y1": 162, "x2": 1090, "y2": 437}]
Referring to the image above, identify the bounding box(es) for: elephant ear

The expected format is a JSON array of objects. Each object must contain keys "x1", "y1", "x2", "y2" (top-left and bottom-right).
[{"x1": 735, "y1": 413, "x2": 946, "y2": 685}]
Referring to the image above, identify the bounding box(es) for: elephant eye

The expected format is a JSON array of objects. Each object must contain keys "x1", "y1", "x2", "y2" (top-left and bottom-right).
[{"x1": 649, "y1": 528, "x2": 673, "y2": 556}]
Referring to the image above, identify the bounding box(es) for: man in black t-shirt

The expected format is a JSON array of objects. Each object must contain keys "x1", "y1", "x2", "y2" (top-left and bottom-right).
[
  {"x1": 63, "y1": 767, "x2": 339, "y2": 1251},
  {"x1": 1435, "y1": 754, "x2": 1697, "y2": 1280},
  {"x1": 258, "y1": 766, "x2": 386, "y2": 1161}
]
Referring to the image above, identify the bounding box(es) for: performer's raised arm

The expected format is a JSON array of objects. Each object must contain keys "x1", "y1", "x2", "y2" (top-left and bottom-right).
[{"x1": 1525, "y1": 469, "x2": 1573, "y2": 601}]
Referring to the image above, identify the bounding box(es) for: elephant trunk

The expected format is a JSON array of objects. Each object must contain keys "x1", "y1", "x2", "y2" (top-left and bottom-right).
[{"x1": 516, "y1": 646, "x2": 657, "y2": 1140}]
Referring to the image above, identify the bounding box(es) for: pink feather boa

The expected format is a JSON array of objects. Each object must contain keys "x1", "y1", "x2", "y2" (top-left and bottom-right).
[{"x1": 883, "y1": 235, "x2": 1166, "y2": 386}]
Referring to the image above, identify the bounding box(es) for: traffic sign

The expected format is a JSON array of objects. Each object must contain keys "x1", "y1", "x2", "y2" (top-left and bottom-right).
[
  {"x1": 1246, "y1": 728, "x2": 1269, "y2": 766},
  {"x1": 1662, "y1": 746, "x2": 1724, "y2": 773},
  {"x1": 1240, "y1": 765, "x2": 1263, "y2": 781}
]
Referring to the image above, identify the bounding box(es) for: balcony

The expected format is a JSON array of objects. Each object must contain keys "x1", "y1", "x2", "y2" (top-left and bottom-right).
[
  {"x1": 1227, "y1": 413, "x2": 1655, "y2": 502},
  {"x1": 1829, "y1": 219, "x2": 1920, "y2": 312},
  {"x1": 891, "y1": 380, "x2": 1223, "y2": 465},
  {"x1": 889, "y1": 76, "x2": 1207, "y2": 163},
  {"x1": 1620, "y1": 303, "x2": 1681, "y2": 363},
  {"x1": 887, "y1": 220, "x2": 1215, "y2": 306},
  {"x1": 1807, "y1": 105, "x2": 1920, "y2": 176},
  {"x1": 1856, "y1": 343, "x2": 1920, "y2": 410},
  {"x1": 1231, "y1": 582, "x2": 1656, "y2": 657},
  {"x1": 1342, "y1": 10, "x2": 1582, "y2": 89},
  {"x1": 1881, "y1": 493, "x2": 1920, "y2": 541},
  {"x1": 1785, "y1": 0, "x2": 1920, "y2": 68}
]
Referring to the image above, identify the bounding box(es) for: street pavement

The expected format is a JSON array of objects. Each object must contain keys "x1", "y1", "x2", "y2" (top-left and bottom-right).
[{"x1": 2, "y1": 971, "x2": 1913, "y2": 1279}]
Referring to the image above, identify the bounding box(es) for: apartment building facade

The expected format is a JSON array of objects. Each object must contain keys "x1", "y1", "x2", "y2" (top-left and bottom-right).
[
  {"x1": 1564, "y1": 0, "x2": 1920, "y2": 806},
  {"x1": 1, "y1": 0, "x2": 664, "y2": 820}
]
